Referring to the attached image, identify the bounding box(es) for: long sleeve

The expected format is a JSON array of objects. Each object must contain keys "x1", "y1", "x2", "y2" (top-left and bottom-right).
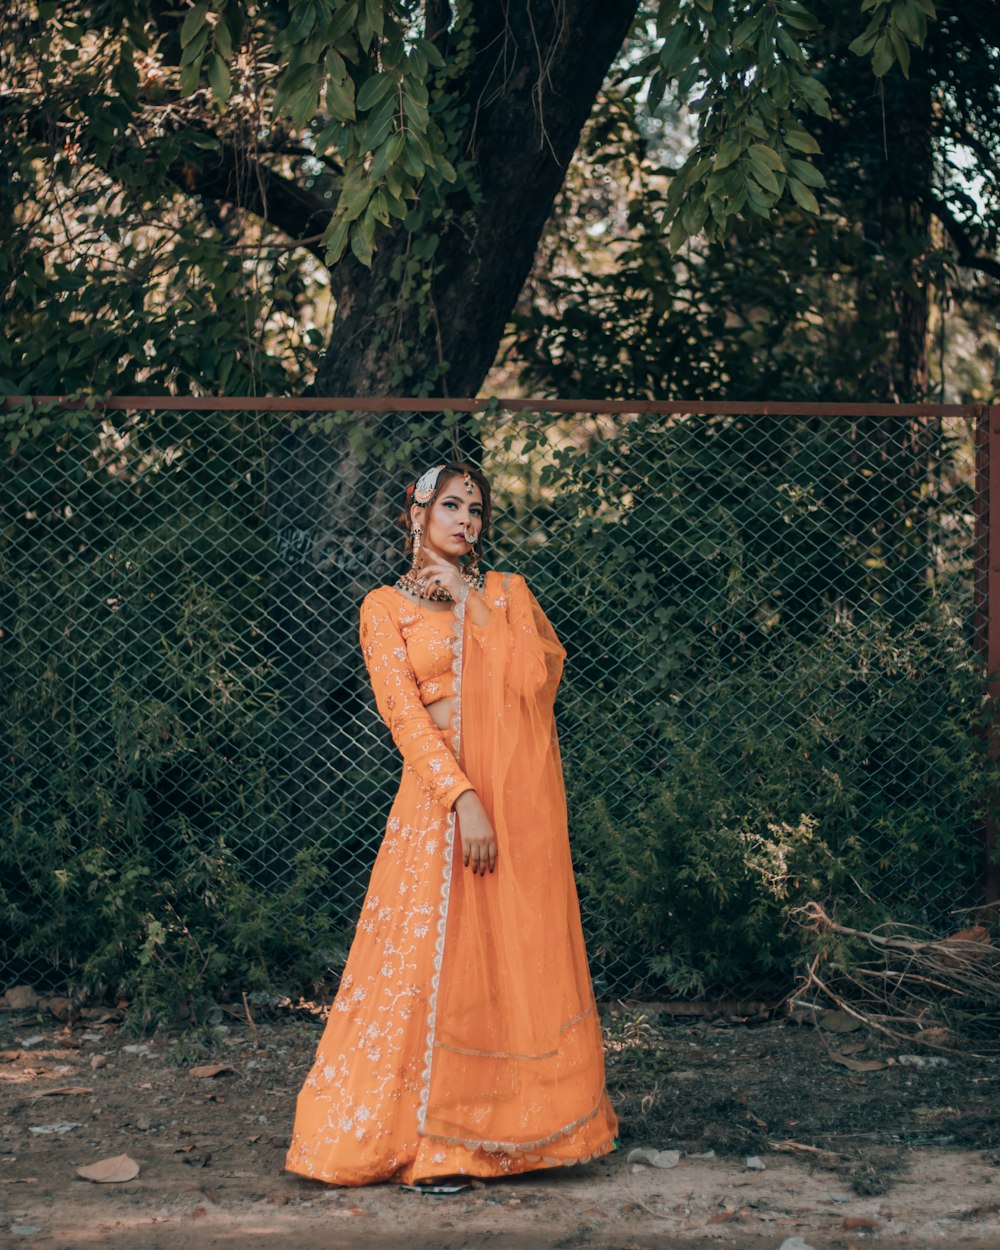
[{"x1": 359, "y1": 591, "x2": 474, "y2": 810}]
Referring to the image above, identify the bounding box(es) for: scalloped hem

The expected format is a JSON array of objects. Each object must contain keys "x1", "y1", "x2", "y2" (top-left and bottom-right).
[{"x1": 284, "y1": 1125, "x2": 618, "y2": 1189}]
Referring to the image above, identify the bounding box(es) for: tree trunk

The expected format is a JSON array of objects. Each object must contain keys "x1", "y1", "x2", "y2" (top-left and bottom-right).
[{"x1": 266, "y1": 1, "x2": 638, "y2": 854}]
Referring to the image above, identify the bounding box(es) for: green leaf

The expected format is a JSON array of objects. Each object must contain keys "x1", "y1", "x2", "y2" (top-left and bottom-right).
[
  {"x1": 668, "y1": 215, "x2": 689, "y2": 253},
  {"x1": 748, "y1": 143, "x2": 786, "y2": 172},
  {"x1": 788, "y1": 176, "x2": 820, "y2": 213},
  {"x1": 360, "y1": 93, "x2": 397, "y2": 152},
  {"x1": 787, "y1": 157, "x2": 825, "y2": 187},
  {"x1": 179, "y1": 52, "x2": 205, "y2": 96},
  {"x1": 180, "y1": 3, "x2": 209, "y2": 48},
  {"x1": 713, "y1": 134, "x2": 743, "y2": 171},
  {"x1": 350, "y1": 222, "x2": 373, "y2": 268},
  {"x1": 848, "y1": 12, "x2": 882, "y2": 57},
  {"x1": 207, "y1": 52, "x2": 231, "y2": 105},
  {"x1": 356, "y1": 73, "x2": 394, "y2": 112},
  {"x1": 783, "y1": 128, "x2": 821, "y2": 154},
  {"x1": 401, "y1": 138, "x2": 425, "y2": 178},
  {"x1": 775, "y1": 26, "x2": 803, "y2": 61},
  {"x1": 416, "y1": 37, "x2": 445, "y2": 69},
  {"x1": 646, "y1": 68, "x2": 666, "y2": 114},
  {"x1": 732, "y1": 13, "x2": 761, "y2": 46},
  {"x1": 871, "y1": 33, "x2": 894, "y2": 76},
  {"x1": 322, "y1": 218, "x2": 350, "y2": 265},
  {"x1": 326, "y1": 74, "x2": 355, "y2": 121},
  {"x1": 890, "y1": 25, "x2": 912, "y2": 76},
  {"x1": 746, "y1": 150, "x2": 782, "y2": 194},
  {"x1": 435, "y1": 154, "x2": 457, "y2": 183},
  {"x1": 213, "y1": 17, "x2": 233, "y2": 59}
]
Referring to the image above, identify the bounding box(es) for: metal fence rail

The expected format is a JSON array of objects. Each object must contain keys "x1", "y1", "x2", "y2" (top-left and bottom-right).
[{"x1": 1, "y1": 398, "x2": 995, "y2": 1007}]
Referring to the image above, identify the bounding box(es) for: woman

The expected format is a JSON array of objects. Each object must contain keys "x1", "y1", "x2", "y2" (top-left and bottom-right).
[{"x1": 285, "y1": 461, "x2": 618, "y2": 1186}]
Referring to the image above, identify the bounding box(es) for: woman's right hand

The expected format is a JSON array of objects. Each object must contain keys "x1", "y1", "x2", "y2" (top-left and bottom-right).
[{"x1": 454, "y1": 790, "x2": 497, "y2": 875}]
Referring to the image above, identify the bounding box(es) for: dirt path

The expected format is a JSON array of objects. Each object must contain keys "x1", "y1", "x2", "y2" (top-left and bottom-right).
[{"x1": 2, "y1": 995, "x2": 999, "y2": 1248}]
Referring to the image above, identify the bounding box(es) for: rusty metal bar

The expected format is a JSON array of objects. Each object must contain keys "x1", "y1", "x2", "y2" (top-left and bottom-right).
[
  {"x1": 0, "y1": 395, "x2": 985, "y2": 417},
  {"x1": 985, "y1": 406, "x2": 1000, "y2": 904}
]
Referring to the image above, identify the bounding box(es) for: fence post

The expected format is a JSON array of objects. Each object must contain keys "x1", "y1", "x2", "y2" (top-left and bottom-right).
[{"x1": 975, "y1": 404, "x2": 1000, "y2": 904}]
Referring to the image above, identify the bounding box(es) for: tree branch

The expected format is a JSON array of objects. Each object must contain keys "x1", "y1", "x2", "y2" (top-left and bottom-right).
[
  {"x1": 425, "y1": 0, "x2": 451, "y2": 56},
  {"x1": 927, "y1": 193, "x2": 1000, "y2": 283},
  {"x1": 165, "y1": 136, "x2": 333, "y2": 265}
]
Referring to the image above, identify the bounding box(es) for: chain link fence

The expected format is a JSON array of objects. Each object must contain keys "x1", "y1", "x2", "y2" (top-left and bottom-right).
[{"x1": 1, "y1": 400, "x2": 993, "y2": 1010}]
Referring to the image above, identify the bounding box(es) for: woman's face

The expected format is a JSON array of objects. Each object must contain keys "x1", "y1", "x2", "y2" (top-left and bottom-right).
[{"x1": 411, "y1": 475, "x2": 484, "y2": 562}]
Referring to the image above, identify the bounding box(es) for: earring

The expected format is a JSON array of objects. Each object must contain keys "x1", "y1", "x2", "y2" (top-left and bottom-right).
[{"x1": 411, "y1": 523, "x2": 423, "y2": 564}]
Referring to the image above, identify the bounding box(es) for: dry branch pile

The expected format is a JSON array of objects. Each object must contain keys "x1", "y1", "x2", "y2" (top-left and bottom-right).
[{"x1": 791, "y1": 901, "x2": 1000, "y2": 1053}]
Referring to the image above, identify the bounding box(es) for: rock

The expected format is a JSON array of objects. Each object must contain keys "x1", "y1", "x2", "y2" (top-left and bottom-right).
[
  {"x1": 779, "y1": 1239, "x2": 818, "y2": 1250},
  {"x1": 744, "y1": 1155, "x2": 766, "y2": 1170},
  {"x1": 897, "y1": 1054, "x2": 949, "y2": 1069},
  {"x1": 4, "y1": 986, "x2": 39, "y2": 1011},
  {"x1": 9, "y1": 1226, "x2": 42, "y2": 1237},
  {"x1": 626, "y1": 1147, "x2": 681, "y2": 1169},
  {"x1": 90, "y1": 1054, "x2": 108, "y2": 1070}
]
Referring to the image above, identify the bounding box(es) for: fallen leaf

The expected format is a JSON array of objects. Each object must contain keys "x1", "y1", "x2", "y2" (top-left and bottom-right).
[
  {"x1": 829, "y1": 1051, "x2": 887, "y2": 1073},
  {"x1": 842, "y1": 1216, "x2": 880, "y2": 1231},
  {"x1": 943, "y1": 924, "x2": 990, "y2": 946},
  {"x1": 818, "y1": 1009, "x2": 863, "y2": 1033},
  {"x1": 708, "y1": 1208, "x2": 747, "y2": 1224},
  {"x1": 838, "y1": 1039, "x2": 867, "y2": 1055},
  {"x1": 39, "y1": 996, "x2": 73, "y2": 1020},
  {"x1": 915, "y1": 1026, "x2": 954, "y2": 1046},
  {"x1": 35, "y1": 1086, "x2": 92, "y2": 1098},
  {"x1": 76, "y1": 1154, "x2": 140, "y2": 1184},
  {"x1": 189, "y1": 1064, "x2": 234, "y2": 1079}
]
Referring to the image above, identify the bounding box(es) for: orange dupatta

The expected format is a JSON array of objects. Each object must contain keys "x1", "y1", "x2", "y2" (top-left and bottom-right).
[{"x1": 420, "y1": 571, "x2": 616, "y2": 1159}]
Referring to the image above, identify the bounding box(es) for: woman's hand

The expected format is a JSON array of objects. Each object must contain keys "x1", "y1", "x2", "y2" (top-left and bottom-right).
[
  {"x1": 454, "y1": 790, "x2": 497, "y2": 876},
  {"x1": 414, "y1": 555, "x2": 491, "y2": 626},
  {"x1": 413, "y1": 555, "x2": 466, "y2": 602}
]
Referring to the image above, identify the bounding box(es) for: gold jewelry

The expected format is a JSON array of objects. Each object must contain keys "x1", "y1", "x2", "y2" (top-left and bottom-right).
[{"x1": 395, "y1": 561, "x2": 484, "y2": 603}]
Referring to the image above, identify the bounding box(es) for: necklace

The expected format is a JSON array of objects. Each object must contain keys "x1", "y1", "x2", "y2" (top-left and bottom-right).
[{"x1": 394, "y1": 562, "x2": 485, "y2": 603}]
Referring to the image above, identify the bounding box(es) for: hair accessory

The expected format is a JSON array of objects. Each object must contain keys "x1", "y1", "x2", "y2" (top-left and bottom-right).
[
  {"x1": 412, "y1": 464, "x2": 446, "y2": 506},
  {"x1": 462, "y1": 470, "x2": 475, "y2": 494}
]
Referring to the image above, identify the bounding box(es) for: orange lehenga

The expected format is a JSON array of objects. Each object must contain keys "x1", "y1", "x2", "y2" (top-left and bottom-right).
[{"x1": 285, "y1": 569, "x2": 618, "y2": 1186}]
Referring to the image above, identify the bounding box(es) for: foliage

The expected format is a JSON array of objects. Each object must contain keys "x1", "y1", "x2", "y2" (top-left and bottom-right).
[
  {"x1": 0, "y1": 410, "x2": 383, "y2": 1019},
  {"x1": 0, "y1": 402, "x2": 990, "y2": 1011},
  {"x1": 505, "y1": 5, "x2": 1000, "y2": 405},
  {"x1": 0, "y1": 0, "x2": 944, "y2": 401},
  {"x1": 492, "y1": 409, "x2": 988, "y2": 996}
]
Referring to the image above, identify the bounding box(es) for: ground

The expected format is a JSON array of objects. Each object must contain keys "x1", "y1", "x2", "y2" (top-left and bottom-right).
[{"x1": 2, "y1": 992, "x2": 999, "y2": 1249}]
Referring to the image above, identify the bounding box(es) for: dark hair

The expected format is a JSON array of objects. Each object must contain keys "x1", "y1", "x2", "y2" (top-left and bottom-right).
[{"x1": 396, "y1": 461, "x2": 492, "y2": 559}]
